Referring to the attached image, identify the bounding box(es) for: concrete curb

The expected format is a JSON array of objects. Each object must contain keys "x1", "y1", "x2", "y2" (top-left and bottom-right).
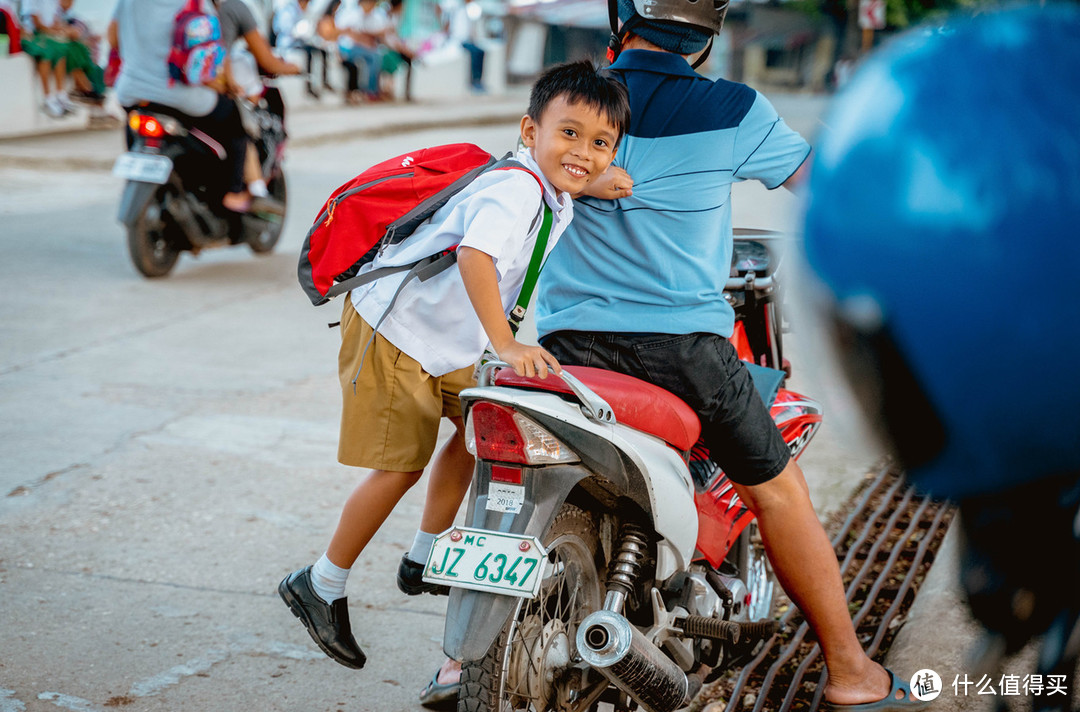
[
  {"x1": 0, "y1": 86, "x2": 532, "y2": 172},
  {"x1": 0, "y1": 109, "x2": 526, "y2": 173}
]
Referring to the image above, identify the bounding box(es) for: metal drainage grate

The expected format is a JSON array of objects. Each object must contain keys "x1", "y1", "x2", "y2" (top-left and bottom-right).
[{"x1": 693, "y1": 464, "x2": 956, "y2": 712}]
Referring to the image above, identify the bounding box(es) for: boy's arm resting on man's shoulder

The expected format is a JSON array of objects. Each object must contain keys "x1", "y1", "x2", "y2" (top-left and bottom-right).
[
  {"x1": 457, "y1": 247, "x2": 562, "y2": 379},
  {"x1": 577, "y1": 165, "x2": 633, "y2": 200}
]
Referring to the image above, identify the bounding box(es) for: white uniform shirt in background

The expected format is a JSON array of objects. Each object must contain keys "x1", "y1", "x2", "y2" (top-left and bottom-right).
[
  {"x1": 334, "y1": 0, "x2": 390, "y2": 36},
  {"x1": 21, "y1": 0, "x2": 61, "y2": 29}
]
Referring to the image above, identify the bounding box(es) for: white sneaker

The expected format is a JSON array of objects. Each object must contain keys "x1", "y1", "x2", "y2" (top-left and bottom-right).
[
  {"x1": 58, "y1": 93, "x2": 76, "y2": 113},
  {"x1": 44, "y1": 96, "x2": 65, "y2": 118},
  {"x1": 249, "y1": 179, "x2": 269, "y2": 198}
]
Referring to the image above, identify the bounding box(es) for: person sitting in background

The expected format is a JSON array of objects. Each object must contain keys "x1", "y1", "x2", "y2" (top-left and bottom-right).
[
  {"x1": 273, "y1": 0, "x2": 334, "y2": 99},
  {"x1": 58, "y1": 0, "x2": 105, "y2": 105},
  {"x1": 20, "y1": 0, "x2": 74, "y2": 117},
  {"x1": 445, "y1": 0, "x2": 483, "y2": 93},
  {"x1": 377, "y1": 0, "x2": 413, "y2": 100},
  {"x1": 334, "y1": 0, "x2": 390, "y2": 103}
]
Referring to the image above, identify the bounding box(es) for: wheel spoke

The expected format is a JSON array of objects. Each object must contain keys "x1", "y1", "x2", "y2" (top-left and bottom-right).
[{"x1": 465, "y1": 507, "x2": 604, "y2": 712}]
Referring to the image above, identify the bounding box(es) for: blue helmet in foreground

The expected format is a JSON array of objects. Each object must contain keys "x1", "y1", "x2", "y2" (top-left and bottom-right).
[{"x1": 803, "y1": 4, "x2": 1080, "y2": 502}]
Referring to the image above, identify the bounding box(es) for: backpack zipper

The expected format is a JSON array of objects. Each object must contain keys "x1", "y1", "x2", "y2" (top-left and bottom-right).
[{"x1": 314, "y1": 172, "x2": 415, "y2": 231}]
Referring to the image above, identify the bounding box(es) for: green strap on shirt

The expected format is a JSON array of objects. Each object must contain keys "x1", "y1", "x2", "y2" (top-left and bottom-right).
[{"x1": 508, "y1": 203, "x2": 553, "y2": 335}]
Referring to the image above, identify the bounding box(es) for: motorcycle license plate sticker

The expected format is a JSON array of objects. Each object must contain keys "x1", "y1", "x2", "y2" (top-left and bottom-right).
[
  {"x1": 485, "y1": 483, "x2": 524, "y2": 514},
  {"x1": 423, "y1": 527, "x2": 548, "y2": 598},
  {"x1": 112, "y1": 153, "x2": 172, "y2": 184}
]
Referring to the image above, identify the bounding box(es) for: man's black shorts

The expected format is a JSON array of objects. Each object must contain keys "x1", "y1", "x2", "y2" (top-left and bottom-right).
[{"x1": 541, "y1": 331, "x2": 791, "y2": 487}]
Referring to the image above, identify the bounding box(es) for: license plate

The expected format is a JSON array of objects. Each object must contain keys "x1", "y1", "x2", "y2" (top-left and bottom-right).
[
  {"x1": 112, "y1": 153, "x2": 172, "y2": 184},
  {"x1": 424, "y1": 527, "x2": 547, "y2": 598}
]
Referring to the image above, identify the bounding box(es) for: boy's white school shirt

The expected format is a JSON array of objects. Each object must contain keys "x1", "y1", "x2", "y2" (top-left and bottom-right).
[{"x1": 350, "y1": 145, "x2": 573, "y2": 377}]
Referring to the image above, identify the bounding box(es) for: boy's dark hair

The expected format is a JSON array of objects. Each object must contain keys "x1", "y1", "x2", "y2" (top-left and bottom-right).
[{"x1": 528, "y1": 60, "x2": 631, "y2": 143}]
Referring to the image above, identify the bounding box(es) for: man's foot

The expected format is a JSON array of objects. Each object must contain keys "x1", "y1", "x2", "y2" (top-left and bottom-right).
[
  {"x1": 824, "y1": 664, "x2": 929, "y2": 710},
  {"x1": 222, "y1": 191, "x2": 252, "y2": 213},
  {"x1": 278, "y1": 566, "x2": 367, "y2": 669},
  {"x1": 419, "y1": 658, "x2": 461, "y2": 710},
  {"x1": 396, "y1": 554, "x2": 449, "y2": 596}
]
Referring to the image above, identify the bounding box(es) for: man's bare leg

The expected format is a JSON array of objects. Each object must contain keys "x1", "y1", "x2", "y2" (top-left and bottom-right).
[{"x1": 733, "y1": 459, "x2": 892, "y2": 706}]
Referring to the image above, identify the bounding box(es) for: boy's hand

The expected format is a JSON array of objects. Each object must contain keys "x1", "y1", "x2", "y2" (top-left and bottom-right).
[
  {"x1": 578, "y1": 166, "x2": 633, "y2": 200},
  {"x1": 494, "y1": 340, "x2": 563, "y2": 379}
]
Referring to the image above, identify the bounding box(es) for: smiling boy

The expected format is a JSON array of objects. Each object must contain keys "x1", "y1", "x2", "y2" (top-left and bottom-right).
[{"x1": 279, "y1": 60, "x2": 630, "y2": 670}]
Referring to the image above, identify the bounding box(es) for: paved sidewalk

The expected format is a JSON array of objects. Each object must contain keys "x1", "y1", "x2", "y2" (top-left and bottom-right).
[{"x1": 0, "y1": 88, "x2": 533, "y2": 172}]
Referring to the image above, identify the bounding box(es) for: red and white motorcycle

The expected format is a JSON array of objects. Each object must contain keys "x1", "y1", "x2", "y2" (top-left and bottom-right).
[{"x1": 426, "y1": 232, "x2": 822, "y2": 712}]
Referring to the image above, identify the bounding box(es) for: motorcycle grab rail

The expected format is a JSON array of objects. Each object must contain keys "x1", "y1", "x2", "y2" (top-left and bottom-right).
[{"x1": 476, "y1": 360, "x2": 617, "y2": 425}]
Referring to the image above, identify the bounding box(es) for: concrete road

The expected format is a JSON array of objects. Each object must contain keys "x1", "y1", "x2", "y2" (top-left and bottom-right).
[{"x1": 0, "y1": 95, "x2": 1010, "y2": 712}]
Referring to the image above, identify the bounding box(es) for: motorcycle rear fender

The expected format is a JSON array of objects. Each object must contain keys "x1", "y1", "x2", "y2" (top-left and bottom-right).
[
  {"x1": 461, "y1": 387, "x2": 698, "y2": 561},
  {"x1": 117, "y1": 137, "x2": 191, "y2": 228},
  {"x1": 443, "y1": 389, "x2": 698, "y2": 662},
  {"x1": 442, "y1": 460, "x2": 587, "y2": 662},
  {"x1": 117, "y1": 180, "x2": 160, "y2": 228}
]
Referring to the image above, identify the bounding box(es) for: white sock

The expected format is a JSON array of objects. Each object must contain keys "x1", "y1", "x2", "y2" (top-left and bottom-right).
[
  {"x1": 310, "y1": 553, "x2": 350, "y2": 603},
  {"x1": 407, "y1": 530, "x2": 437, "y2": 564},
  {"x1": 249, "y1": 179, "x2": 268, "y2": 198}
]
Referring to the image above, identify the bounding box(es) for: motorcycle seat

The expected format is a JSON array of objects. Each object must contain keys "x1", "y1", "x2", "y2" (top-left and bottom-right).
[{"x1": 493, "y1": 365, "x2": 702, "y2": 452}]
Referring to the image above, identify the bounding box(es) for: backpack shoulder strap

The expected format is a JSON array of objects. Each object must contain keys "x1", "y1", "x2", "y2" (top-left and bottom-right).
[
  {"x1": 509, "y1": 202, "x2": 553, "y2": 335},
  {"x1": 477, "y1": 155, "x2": 553, "y2": 335}
]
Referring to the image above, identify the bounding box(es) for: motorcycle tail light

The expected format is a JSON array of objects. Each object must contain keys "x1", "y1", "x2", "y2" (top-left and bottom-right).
[
  {"x1": 131, "y1": 113, "x2": 165, "y2": 138},
  {"x1": 465, "y1": 402, "x2": 579, "y2": 465},
  {"x1": 130, "y1": 113, "x2": 183, "y2": 138}
]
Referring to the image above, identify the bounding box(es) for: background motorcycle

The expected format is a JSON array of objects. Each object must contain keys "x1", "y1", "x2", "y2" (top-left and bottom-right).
[
  {"x1": 428, "y1": 233, "x2": 822, "y2": 712},
  {"x1": 113, "y1": 85, "x2": 288, "y2": 278}
]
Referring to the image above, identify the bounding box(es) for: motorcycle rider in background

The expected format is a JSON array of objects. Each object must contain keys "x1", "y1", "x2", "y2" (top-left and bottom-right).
[
  {"x1": 210, "y1": 0, "x2": 300, "y2": 204},
  {"x1": 112, "y1": 0, "x2": 274, "y2": 215},
  {"x1": 801, "y1": 5, "x2": 1080, "y2": 710}
]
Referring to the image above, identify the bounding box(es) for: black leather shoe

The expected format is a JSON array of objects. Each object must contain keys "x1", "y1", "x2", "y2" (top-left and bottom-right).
[
  {"x1": 278, "y1": 566, "x2": 366, "y2": 669},
  {"x1": 396, "y1": 554, "x2": 449, "y2": 596}
]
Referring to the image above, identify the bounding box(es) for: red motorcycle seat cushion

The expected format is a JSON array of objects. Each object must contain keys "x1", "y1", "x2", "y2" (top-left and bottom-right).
[{"x1": 492, "y1": 365, "x2": 702, "y2": 452}]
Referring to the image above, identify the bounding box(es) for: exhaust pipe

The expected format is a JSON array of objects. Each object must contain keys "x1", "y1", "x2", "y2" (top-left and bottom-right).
[{"x1": 576, "y1": 609, "x2": 689, "y2": 712}]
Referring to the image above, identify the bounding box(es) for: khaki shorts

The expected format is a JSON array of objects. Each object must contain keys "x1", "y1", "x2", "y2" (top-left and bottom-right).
[{"x1": 337, "y1": 301, "x2": 476, "y2": 471}]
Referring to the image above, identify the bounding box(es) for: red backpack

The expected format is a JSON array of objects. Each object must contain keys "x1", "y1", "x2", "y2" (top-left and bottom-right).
[{"x1": 298, "y1": 143, "x2": 545, "y2": 307}]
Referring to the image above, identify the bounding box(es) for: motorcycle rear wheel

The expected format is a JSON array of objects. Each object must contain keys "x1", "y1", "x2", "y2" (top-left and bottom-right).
[
  {"x1": 458, "y1": 504, "x2": 607, "y2": 712},
  {"x1": 127, "y1": 186, "x2": 180, "y2": 278},
  {"x1": 246, "y1": 174, "x2": 286, "y2": 254}
]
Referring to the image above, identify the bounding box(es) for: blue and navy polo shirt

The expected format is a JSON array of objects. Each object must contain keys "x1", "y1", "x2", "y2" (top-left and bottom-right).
[{"x1": 536, "y1": 50, "x2": 810, "y2": 340}]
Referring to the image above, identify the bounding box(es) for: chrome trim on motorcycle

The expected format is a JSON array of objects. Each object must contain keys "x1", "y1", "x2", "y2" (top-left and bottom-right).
[{"x1": 475, "y1": 360, "x2": 617, "y2": 424}]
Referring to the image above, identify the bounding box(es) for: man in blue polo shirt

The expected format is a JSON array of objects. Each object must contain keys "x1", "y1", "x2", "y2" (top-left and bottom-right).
[{"x1": 537, "y1": 1, "x2": 924, "y2": 709}]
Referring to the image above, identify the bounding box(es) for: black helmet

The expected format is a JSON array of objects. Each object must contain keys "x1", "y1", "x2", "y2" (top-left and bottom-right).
[
  {"x1": 608, "y1": 0, "x2": 726, "y2": 63},
  {"x1": 624, "y1": 0, "x2": 729, "y2": 35}
]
